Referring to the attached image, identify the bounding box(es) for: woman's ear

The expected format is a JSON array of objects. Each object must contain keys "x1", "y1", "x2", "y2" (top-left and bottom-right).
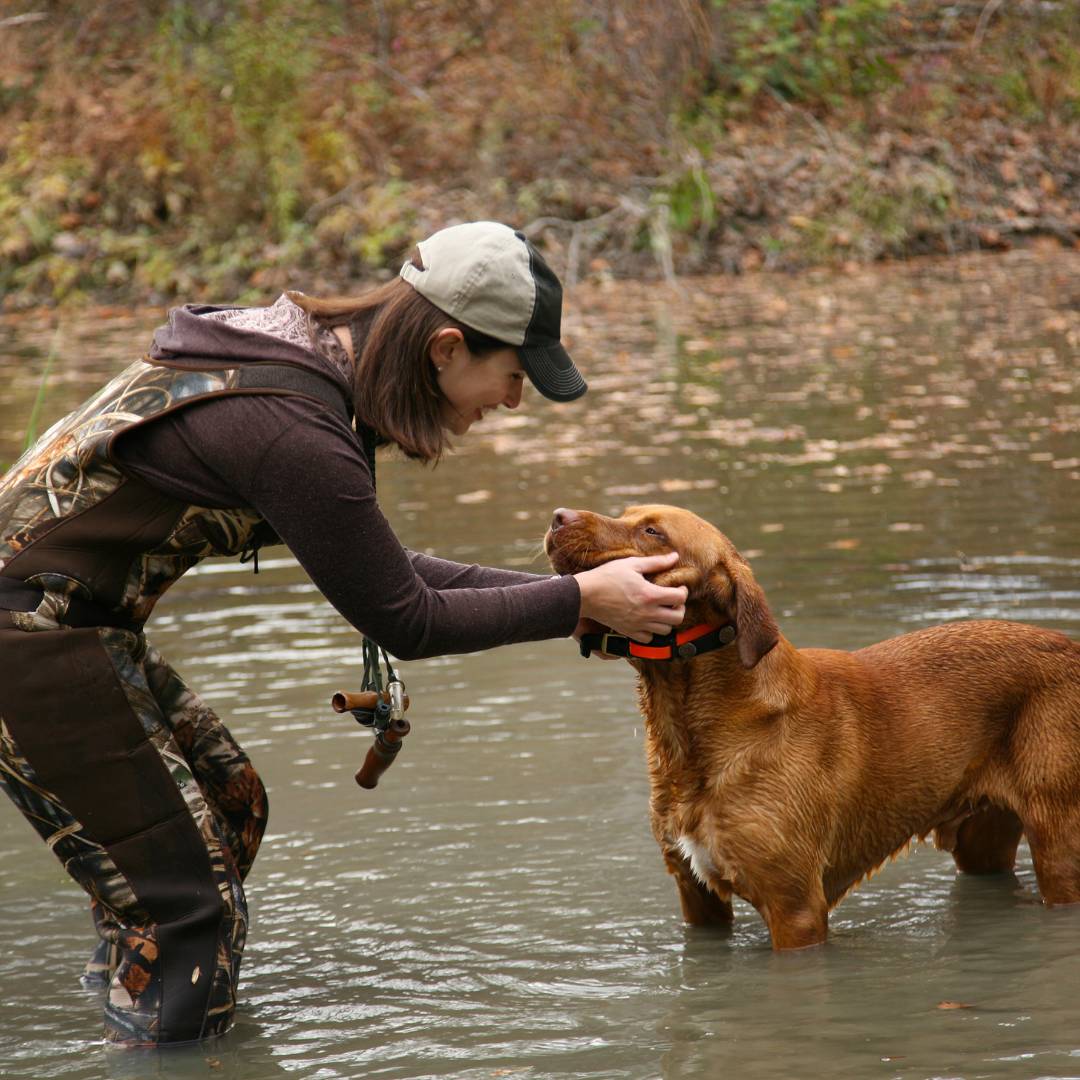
[{"x1": 429, "y1": 327, "x2": 465, "y2": 372}]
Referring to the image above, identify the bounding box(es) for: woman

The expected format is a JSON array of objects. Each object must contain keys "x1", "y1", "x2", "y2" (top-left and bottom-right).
[{"x1": 0, "y1": 222, "x2": 686, "y2": 1047}]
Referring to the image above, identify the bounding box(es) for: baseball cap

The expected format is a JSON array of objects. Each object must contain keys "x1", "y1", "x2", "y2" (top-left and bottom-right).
[{"x1": 400, "y1": 221, "x2": 587, "y2": 402}]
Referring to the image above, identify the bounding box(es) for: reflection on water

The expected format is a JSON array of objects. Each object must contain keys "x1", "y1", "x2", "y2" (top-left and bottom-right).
[{"x1": 2, "y1": 249, "x2": 1080, "y2": 1079}]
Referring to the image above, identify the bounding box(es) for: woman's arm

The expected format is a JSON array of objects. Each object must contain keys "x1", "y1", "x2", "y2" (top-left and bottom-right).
[
  {"x1": 405, "y1": 550, "x2": 552, "y2": 590},
  {"x1": 114, "y1": 393, "x2": 581, "y2": 659}
]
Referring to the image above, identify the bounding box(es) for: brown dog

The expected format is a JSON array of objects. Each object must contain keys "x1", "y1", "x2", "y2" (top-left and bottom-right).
[{"x1": 545, "y1": 503, "x2": 1080, "y2": 949}]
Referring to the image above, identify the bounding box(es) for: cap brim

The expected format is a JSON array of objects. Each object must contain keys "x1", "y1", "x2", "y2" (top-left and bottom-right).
[{"x1": 518, "y1": 341, "x2": 587, "y2": 402}]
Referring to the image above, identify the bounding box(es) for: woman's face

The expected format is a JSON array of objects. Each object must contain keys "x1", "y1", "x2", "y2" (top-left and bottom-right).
[{"x1": 432, "y1": 330, "x2": 526, "y2": 435}]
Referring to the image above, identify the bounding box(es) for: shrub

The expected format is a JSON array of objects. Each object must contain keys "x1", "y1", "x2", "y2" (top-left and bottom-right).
[{"x1": 712, "y1": 0, "x2": 901, "y2": 105}]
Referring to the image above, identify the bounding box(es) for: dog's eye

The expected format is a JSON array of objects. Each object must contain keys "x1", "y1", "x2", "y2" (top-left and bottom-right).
[{"x1": 644, "y1": 527, "x2": 665, "y2": 538}]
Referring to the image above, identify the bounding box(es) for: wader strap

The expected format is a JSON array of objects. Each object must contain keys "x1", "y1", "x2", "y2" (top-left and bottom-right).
[
  {"x1": 236, "y1": 363, "x2": 350, "y2": 419},
  {"x1": 236, "y1": 355, "x2": 378, "y2": 484},
  {"x1": 0, "y1": 576, "x2": 145, "y2": 634}
]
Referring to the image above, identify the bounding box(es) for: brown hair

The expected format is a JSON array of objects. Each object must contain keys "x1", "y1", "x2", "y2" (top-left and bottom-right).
[{"x1": 288, "y1": 255, "x2": 510, "y2": 461}]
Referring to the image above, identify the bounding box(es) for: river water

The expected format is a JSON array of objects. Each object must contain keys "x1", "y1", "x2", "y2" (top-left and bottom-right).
[{"x1": 2, "y1": 248, "x2": 1080, "y2": 1079}]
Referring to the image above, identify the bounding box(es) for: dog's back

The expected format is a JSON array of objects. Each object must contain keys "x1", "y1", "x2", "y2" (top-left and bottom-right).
[{"x1": 770, "y1": 622, "x2": 1080, "y2": 906}]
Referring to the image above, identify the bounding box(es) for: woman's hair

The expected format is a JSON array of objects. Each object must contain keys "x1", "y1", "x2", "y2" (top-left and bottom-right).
[{"x1": 287, "y1": 251, "x2": 511, "y2": 461}]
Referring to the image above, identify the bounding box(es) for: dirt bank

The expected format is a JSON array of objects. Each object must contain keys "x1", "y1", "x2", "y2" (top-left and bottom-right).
[{"x1": 1, "y1": 1, "x2": 1079, "y2": 309}]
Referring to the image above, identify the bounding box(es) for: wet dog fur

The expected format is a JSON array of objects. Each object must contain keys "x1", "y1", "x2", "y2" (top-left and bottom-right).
[{"x1": 545, "y1": 503, "x2": 1080, "y2": 949}]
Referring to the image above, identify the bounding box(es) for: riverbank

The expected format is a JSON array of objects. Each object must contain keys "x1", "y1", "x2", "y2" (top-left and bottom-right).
[{"x1": 2, "y1": 1, "x2": 1079, "y2": 310}]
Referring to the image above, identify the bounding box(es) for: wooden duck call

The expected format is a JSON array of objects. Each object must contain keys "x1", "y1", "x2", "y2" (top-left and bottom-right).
[
  {"x1": 354, "y1": 717, "x2": 411, "y2": 789},
  {"x1": 334, "y1": 681, "x2": 411, "y2": 789},
  {"x1": 331, "y1": 690, "x2": 410, "y2": 713}
]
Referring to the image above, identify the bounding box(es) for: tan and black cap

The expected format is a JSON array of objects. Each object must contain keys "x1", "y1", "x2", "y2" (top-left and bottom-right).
[{"x1": 400, "y1": 221, "x2": 587, "y2": 402}]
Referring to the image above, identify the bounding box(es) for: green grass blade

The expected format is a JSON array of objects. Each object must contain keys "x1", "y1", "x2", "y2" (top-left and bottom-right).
[{"x1": 23, "y1": 323, "x2": 62, "y2": 453}]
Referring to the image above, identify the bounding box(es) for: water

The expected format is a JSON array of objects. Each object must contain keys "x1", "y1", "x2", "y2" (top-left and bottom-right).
[{"x1": 2, "y1": 248, "x2": 1080, "y2": 1079}]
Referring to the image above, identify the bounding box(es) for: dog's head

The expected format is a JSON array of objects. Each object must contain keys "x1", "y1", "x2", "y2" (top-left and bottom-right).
[{"x1": 544, "y1": 504, "x2": 779, "y2": 669}]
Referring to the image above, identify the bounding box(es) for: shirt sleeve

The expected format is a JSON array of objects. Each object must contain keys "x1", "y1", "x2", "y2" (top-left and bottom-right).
[
  {"x1": 404, "y1": 549, "x2": 554, "y2": 589},
  {"x1": 112, "y1": 391, "x2": 581, "y2": 659}
]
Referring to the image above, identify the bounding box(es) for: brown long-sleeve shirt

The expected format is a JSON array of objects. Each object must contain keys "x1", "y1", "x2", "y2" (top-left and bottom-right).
[
  {"x1": 113, "y1": 392, "x2": 579, "y2": 659},
  {"x1": 109, "y1": 301, "x2": 580, "y2": 659}
]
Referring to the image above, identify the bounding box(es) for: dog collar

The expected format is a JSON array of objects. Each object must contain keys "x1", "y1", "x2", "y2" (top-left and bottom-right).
[{"x1": 578, "y1": 622, "x2": 737, "y2": 661}]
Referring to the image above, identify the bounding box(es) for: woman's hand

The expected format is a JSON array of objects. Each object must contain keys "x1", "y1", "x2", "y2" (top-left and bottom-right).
[{"x1": 575, "y1": 551, "x2": 687, "y2": 646}]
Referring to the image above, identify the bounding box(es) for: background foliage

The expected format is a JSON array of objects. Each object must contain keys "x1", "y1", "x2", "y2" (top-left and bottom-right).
[{"x1": 1, "y1": 0, "x2": 1079, "y2": 307}]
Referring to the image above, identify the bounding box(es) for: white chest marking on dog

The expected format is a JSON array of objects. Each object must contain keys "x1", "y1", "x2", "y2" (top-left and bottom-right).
[{"x1": 677, "y1": 836, "x2": 719, "y2": 884}]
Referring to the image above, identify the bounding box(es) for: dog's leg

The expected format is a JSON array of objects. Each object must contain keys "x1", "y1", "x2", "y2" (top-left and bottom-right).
[
  {"x1": 758, "y1": 884, "x2": 829, "y2": 949},
  {"x1": 1023, "y1": 816, "x2": 1080, "y2": 906},
  {"x1": 950, "y1": 805, "x2": 1025, "y2": 875},
  {"x1": 663, "y1": 852, "x2": 734, "y2": 925}
]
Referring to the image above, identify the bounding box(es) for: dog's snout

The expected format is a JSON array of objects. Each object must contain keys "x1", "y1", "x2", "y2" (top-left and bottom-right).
[{"x1": 550, "y1": 507, "x2": 580, "y2": 531}]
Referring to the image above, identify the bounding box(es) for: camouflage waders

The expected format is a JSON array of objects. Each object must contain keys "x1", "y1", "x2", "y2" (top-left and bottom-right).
[
  {"x1": 0, "y1": 354, "x2": 339, "y2": 1044},
  {"x1": 0, "y1": 623, "x2": 266, "y2": 1044}
]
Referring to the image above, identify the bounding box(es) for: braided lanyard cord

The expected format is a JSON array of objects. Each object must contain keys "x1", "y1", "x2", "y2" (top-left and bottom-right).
[
  {"x1": 350, "y1": 319, "x2": 401, "y2": 721},
  {"x1": 361, "y1": 636, "x2": 399, "y2": 703}
]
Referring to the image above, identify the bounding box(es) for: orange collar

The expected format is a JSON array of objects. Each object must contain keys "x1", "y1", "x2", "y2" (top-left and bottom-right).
[{"x1": 578, "y1": 622, "x2": 736, "y2": 660}]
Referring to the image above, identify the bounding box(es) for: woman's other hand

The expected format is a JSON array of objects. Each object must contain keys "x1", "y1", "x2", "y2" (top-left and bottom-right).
[{"x1": 575, "y1": 551, "x2": 686, "y2": 644}]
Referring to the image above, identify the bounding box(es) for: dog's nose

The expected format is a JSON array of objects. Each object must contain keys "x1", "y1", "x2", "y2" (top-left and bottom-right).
[{"x1": 550, "y1": 507, "x2": 579, "y2": 531}]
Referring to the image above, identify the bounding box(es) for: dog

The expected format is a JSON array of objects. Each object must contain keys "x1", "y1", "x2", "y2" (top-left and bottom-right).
[{"x1": 545, "y1": 503, "x2": 1080, "y2": 949}]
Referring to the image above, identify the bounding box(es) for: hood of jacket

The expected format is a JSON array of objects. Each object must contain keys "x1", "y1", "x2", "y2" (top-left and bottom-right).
[{"x1": 147, "y1": 301, "x2": 351, "y2": 397}]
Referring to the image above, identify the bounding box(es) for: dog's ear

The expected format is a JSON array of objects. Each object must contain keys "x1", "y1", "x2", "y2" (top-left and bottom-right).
[{"x1": 703, "y1": 555, "x2": 779, "y2": 669}]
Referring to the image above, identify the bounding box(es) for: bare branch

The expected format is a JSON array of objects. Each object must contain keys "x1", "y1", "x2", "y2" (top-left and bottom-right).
[
  {"x1": 972, "y1": 0, "x2": 1006, "y2": 53},
  {"x1": 306, "y1": 39, "x2": 436, "y2": 107},
  {"x1": 0, "y1": 12, "x2": 48, "y2": 28}
]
